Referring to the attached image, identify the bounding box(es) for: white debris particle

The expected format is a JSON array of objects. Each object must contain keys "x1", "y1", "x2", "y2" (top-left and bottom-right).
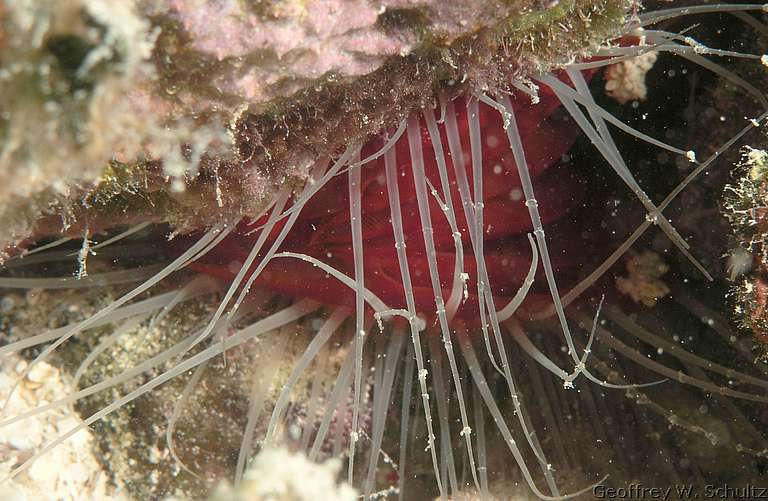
[
  {"x1": 604, "y1": 50, "x2": 658, "y2": 105},
  {"x1": 727, "y1": 247, "x2": 753, "y2": 281}
]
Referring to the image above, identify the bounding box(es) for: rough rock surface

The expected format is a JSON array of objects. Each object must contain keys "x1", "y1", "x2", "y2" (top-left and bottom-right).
[
  {"x1": 0, "y1": 353, "x2": 123, "y2": 501},
  {"x1": 0, "y1": 0, "x2": 632, "y2": 257}
]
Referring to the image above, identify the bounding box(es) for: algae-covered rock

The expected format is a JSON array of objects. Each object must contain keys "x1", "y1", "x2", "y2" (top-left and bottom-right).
[
  {"x1": 725, "y1": 143, "x2": 768, "y2": 354},
  {"x1": 0, "y1": 0, "x2": 632, "y2": 257}
]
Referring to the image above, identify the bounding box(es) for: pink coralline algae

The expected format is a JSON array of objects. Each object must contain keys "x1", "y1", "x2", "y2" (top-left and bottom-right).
[{"x1": 0, "y1": 0, "x2": 629, "y2": 258}]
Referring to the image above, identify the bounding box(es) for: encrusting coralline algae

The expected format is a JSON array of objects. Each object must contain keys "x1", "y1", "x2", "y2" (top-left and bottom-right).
[
  {"x1": 2, "y1": 1, "x2": 768, "y2": 501},
  {"x1": 0, "y1": 0, "x2": 630, "y2": 257}
]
